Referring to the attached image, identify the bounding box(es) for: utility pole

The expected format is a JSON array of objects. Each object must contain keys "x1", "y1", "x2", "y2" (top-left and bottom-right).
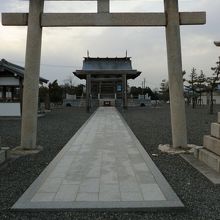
[{"x1": 143, "y1": 78, "x2": 146, "y2": 89}]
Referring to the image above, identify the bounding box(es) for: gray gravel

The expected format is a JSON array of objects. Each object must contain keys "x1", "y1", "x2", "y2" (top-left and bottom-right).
[{"x1": 1, "y1": 105, "x2": 220, "y2": 220}]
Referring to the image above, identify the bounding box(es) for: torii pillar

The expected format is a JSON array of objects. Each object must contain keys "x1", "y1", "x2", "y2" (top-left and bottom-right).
[
  {"x1": 164, "y1": 0, "x2": 187, "y2": 147},
  {"x1": 86, "y1": 74, "x2": 91, "y2": 112},
  {"x1": 122, "y1": 74, "x2": 128, "y2": 109},
  {"x1": 21, "y1": 0, "x2": 44, "y2": 149}
]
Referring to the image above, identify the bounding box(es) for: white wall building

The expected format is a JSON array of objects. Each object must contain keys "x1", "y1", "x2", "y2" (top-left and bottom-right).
[
  {"x1": 200, "y1": 91, "x2": 220, "y2": 105},
  {"x1": 0, "y1": 59, "x2": 48, "y2": 116}
]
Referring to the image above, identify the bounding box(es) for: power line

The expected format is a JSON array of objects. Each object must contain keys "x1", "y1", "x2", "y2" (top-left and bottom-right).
[{"x1": 10, "y1": 59, "x2": 81, "y2": 69}]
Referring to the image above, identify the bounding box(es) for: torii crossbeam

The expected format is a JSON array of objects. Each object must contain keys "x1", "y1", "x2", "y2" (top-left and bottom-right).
[{"x1": 1, "y1": 0, "x2": 206, "y2": 149}]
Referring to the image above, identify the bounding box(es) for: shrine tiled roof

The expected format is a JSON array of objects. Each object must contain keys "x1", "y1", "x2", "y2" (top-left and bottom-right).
[
  {"x1": 74, "y1": 57, "x2": 141, "y2": 80},
  {"x1": 82, "y1": 57, "x2": 133, "y2": 71},
  {"x1": 0, "y1": 59, "x2": 48, "y2": 83}
]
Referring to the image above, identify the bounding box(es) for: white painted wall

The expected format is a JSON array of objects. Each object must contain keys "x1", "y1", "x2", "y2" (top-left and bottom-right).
[
  {"x1": 6, "y1": 92, "x2": 11, "y2": 98},
  {"x1": 213, "y1": 96, "x2": 220, "y2": 104},
  {"x1": 200, "y1": 95, "x2": 220, "y2": 105},
  {"x1": 0, "y1": 103, "x2": 21, "y2": 116},
  {"x1": 66, "y1": 94, "x2": 76, "y2": 100},
  {"x1": 0, "y1": 77, "x2": 19, "y2": 86},
  {"x1": 200, "y1": 96, "x2": 207, "y2": 105}
]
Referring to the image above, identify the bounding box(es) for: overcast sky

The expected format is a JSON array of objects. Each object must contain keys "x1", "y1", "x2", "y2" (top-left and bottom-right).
[{"x1": 0, "y1": 0, "x2": 220, "y2": 89}]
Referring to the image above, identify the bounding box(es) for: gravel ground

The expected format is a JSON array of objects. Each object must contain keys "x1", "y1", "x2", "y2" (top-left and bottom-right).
[{"x1": 0, "y1": 105, "x2": 220, "y2": 220}]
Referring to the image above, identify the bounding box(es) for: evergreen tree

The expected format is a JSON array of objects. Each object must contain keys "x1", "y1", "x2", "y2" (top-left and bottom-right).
[
  {"x1": 206, "y1": 57, "x2": 220, "y2": 114},
  {"x1": 196, "y1": 70, "x2": 206, "y2": 106},
  {"x1": 39, "y1": 85, "x2": 49, "y2": 103},
  {"x1": 48, "y1": 80, "x2": 63, "y2": 103},
  {"x1": 187, "y1": 68, "x2": 198, "y2": 108}
]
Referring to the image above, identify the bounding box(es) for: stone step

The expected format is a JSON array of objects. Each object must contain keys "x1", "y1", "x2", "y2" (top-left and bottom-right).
[
  {"x1": 211, "y1": 123, "x2": 220, "y2": 139},
  {"x1": 218, "y1": 112, "x2": 220, "y2": 123},
  {"x1": 199, "y1": 148, "x2": 220, "y2": 173},
  {"x1": 203, "y1": 135, "x2": 220, "y2": 156}
]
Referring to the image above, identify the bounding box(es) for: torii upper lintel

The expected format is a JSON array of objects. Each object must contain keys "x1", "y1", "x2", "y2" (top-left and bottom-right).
[{"x1": 2, "y1": 12, "x2": 206, "y2": 27}]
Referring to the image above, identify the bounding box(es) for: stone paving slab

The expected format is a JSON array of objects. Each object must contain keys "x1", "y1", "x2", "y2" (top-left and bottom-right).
[{"x1": 13, "y1": 107, "x2": 183, "y2": 210}]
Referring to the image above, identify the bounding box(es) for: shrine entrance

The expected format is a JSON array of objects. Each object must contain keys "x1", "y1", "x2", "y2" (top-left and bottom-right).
[{"x1": 2, "y1": 0, "x2": 206, "y2": 149}]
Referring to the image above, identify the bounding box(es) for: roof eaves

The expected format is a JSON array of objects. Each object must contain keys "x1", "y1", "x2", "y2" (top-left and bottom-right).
[{"x1": 1, "y1": 59, "x2": 48, "y2": 84}]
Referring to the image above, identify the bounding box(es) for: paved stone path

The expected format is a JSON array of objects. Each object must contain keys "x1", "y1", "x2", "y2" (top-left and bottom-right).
[{"x1": 13, "y1": 107, "x2": 183, "y2": 209}]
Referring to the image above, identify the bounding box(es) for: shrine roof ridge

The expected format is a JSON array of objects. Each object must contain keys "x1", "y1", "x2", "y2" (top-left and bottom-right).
[
  {"x1": 83, "y1": 57, "x2": 131, "y2": 60},
  {"x1": 0, "y1": 59, "x2": 48, "y2": 83}
]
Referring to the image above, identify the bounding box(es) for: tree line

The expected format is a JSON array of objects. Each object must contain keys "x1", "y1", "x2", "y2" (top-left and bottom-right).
[
  {"x1": 160, "y1": 57, "x2": 220, "y2": 114},
  {"x1": 38, "y1": 57, "x2": 220, "y2": 113},
  {"x1": 39, "y1": 80, "x2": 84, "y2": 104}
]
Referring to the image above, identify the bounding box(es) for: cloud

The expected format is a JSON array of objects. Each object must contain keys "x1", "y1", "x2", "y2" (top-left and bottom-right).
[
  {"x1": 0, "y1": 0, "x2": 220, "y2": 88},
  {"x1": 0, "y1": 0, "x2": 28, "y2": 12}
]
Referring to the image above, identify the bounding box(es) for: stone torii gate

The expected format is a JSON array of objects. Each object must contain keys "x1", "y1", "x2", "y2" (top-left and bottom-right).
[{"x1": 2, "y1": 0, "x2": 206, "y2": 150}]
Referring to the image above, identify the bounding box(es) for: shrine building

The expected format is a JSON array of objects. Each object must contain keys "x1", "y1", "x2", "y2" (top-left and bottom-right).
[
  {"x1": 0, "y1": 59, "x2": 48, "y2": 116},
  {"x1": 73, "y1": 56, "x2": 141, "y2": 109}
]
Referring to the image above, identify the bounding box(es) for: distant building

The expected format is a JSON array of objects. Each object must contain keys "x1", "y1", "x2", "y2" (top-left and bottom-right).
[
  {"x1": 0, "y1": 59, "x2": 48, "y2": 116},
  {"x1": 73, "y1": 56, "x2": 141, "y2": 109},
  {"x1": 200, "y1": 91, "x2": 220, "y2": 105}
]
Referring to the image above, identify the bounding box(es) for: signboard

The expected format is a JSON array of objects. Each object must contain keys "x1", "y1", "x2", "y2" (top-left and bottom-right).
[{"x1": 117, "y1": 85, "x2": 122, "y2": 92}]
